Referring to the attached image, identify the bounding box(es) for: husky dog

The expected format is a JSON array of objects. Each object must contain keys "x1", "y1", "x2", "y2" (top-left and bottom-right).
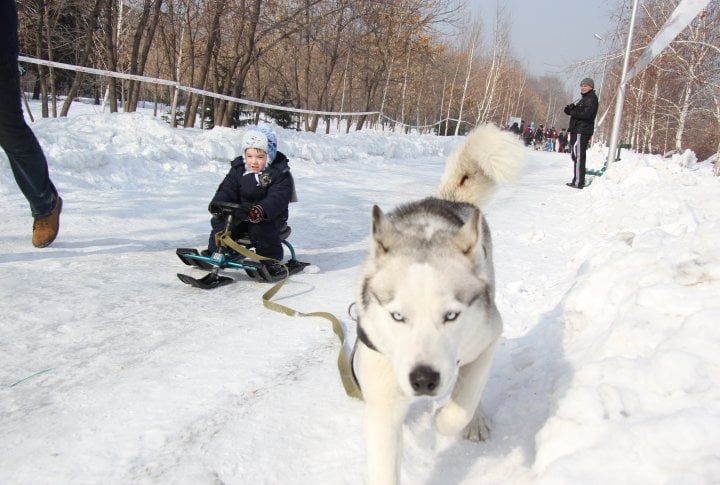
[{"x1": 352, "y1": 124, "x2": 524, "y2": 485}]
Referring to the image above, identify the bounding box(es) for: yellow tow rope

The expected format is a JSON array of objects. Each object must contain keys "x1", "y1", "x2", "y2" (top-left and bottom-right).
[{"x1": 217, "y1": 231, "x2": 362, "y2": 400}]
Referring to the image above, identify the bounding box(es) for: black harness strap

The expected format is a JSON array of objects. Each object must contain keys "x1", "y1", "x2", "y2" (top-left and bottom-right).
[
  {"x1": 356, "y1": 319, "x2": 378, "y2": 352},
  {"x1": 349, "y1": 317, "x2": 381, "y2": 396}
]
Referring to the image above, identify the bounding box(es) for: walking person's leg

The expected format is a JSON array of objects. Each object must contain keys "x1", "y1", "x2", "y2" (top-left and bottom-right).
[
  {"x1": 0, "y1": 60, "x2": 59, "y2": 216},
  {"x1": 0, "y1": 59, "x2": 62, "y2": 246}
]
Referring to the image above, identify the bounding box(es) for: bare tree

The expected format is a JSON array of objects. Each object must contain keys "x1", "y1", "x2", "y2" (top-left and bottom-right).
[
  {"x1": 454, "y1": 19, "x2": 480, "y2": 135},
  {"x1": 17, "y1": 0, "x2": 60, "y2": 117},
  {"x1": 182, "y1": 0, "x2": 226, "y2": 128},
  {"x1": 473, "y1": 7, "x2": 510, "y2": 127},
  {"x1": 98, "y1": 0, "x2": 121, "y2": 113},
  {"x1": 604, "y1": 0, "x2": 719, "y2": 159},
  {"x1": 59, "y1": 0, "x2": 105, "y2": 117},
  {"x1": 13, "y1": 0, "x2": 717, "y2": 160},
  {"x1": 124, "y1": 0, "x2": 163, "y2": 112}
]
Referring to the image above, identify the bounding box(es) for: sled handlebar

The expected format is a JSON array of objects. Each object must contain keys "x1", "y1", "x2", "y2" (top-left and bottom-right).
[{"x1": 209, "y1": 201, "x2": 252, "y2": 223}]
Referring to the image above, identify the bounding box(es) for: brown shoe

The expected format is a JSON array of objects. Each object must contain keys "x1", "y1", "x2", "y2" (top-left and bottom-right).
[{"x1": 32, "y1": 197, "x2": 63, "y2": 248}]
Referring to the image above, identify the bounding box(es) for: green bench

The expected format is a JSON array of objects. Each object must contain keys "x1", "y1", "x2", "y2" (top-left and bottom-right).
[{"x1": 616, "y1": 143, "x2": 632, "y2": 161}]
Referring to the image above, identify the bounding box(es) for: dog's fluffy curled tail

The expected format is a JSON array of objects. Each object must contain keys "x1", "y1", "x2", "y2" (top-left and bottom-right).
[{"x1": 436, "y1": 124, "x2": 524, "y2": 208}]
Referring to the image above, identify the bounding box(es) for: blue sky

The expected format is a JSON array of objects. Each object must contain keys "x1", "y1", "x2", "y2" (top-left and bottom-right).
[{"x1": 472, "y1": 0, "x2": 625, "y2": 83}]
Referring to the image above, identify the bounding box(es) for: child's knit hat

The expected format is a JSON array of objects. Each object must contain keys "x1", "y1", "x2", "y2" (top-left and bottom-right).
[{"x1": 241, "y1": 125, "x2": 277, "y2": 163}]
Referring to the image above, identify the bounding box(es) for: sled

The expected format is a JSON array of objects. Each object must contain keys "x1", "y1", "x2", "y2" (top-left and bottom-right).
[{"x1": 176, "y1": 201, "x2": 310, "y2": 289}]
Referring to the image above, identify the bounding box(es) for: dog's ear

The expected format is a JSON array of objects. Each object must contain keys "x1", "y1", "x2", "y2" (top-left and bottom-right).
[
  {"x1": 453, "y1": 208, "x2": 479, "y2": 259},
  {"x1": 372, "y1": 205, "x2": 398, "y2": 256}
]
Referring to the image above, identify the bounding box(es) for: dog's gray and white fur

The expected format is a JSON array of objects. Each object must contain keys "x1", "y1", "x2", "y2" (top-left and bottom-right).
[{"x1": 352, "y1": 124, "x2": 524, "y2": 485}]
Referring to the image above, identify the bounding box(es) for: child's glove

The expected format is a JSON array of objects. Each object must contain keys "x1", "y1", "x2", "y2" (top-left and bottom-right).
[
  {"x1": 208, "y1": 203, "x2": 223, "y2": 216},
  {"x1": 248, "y1": 205, "x2": 265, "y2": 223}
]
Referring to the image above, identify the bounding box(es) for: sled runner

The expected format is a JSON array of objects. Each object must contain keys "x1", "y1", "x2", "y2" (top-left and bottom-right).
[{"x1": 176, "y1": 201, "x2": 309, "y2": 289}]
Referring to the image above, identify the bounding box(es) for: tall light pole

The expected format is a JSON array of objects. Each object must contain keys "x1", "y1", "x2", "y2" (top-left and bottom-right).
[
  {"x1": 593, "y1": 33, "x2": 609, "y2": 144},
  {"x1": 593, "y1": 33, "x2": 608, "y2": 99},
  {"x1": 606, "y1": 0, "x2": 640, "y2": 166}
]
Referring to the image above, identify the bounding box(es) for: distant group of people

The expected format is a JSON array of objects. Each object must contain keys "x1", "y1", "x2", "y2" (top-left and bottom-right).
[
  {"x1": 506, "y1": 76, "x2": 599, "y2": 189},
  {"x1": 508, "y1": 121, "x2": 570, "y2": 153}
]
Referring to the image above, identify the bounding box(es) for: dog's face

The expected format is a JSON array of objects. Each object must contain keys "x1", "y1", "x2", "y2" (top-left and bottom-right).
[{"x1": 358, "y1": 205, "x2": 501, "y2": 399}]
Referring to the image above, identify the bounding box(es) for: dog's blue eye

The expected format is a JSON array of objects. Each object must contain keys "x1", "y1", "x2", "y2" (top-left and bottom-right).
[
  {"x1": 444, "y1": 311, "x2": 460, "y2": 322},
  {"x1": 390, "y1": 311, "x2": 405, "y2": 322}
]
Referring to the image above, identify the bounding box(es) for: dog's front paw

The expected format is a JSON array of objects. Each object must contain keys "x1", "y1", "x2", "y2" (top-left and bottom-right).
[
  {"x1": 435, "y1": 403, "x2": 491, "y2": 442},
  {"x1": 434, "y1": 402, "x2": 470, "y2": 436},
  {"x1": 463, "y1": 412, "x2": 490, "y2": 442}
]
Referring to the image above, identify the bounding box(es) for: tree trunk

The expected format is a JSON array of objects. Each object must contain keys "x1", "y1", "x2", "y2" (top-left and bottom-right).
[
  {"x1": 42, "y1": 0, "x2": 58, "y2": 117},
  {"x1": 714, "y1": 96, "x2": 720, "y2": 176},
  {"x1": 216, "y1": 0, "x2": 262, "y2": 128},
  {"x1": 32, "y1": 4, "x2": 49, "y2": 118},
  {"x1": 674, "y1": 81, "x2": 692, "y2": 152},
  {"x1": 444, "y1": 63, "x2": 459, "y2": 136},
  {"x1": 456, "y1": 25, "x2": 479, "y2": 135},
  {"x1": 645, "y1": 77, "x2": 660, "y2": 154},
  {"x1": 102, "y1": 0, "x2": 119, "y2": 113},
  {"x1": 184, "y1": 0, "x2": 226, "y2": 128},
  {"x1": 60, "y1": 0, "x2": 105, "y2": 117},
  {"x1": 125, "y1": 0, "x2": 163, "y2": 112}
]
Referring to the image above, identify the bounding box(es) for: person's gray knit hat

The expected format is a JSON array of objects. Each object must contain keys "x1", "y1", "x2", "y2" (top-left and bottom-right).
[{"x1": 580, "y1": 77, "x2": 595, "y2": 88}]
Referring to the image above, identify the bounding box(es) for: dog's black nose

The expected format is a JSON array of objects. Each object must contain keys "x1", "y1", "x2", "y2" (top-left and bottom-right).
[{"x1": 409, "y1": 366, "x2": 440, "y2": 395}]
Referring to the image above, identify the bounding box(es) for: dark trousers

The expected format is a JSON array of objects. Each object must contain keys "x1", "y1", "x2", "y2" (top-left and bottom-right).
[
  {"x1": 0, "y1": 59, "x2": 58, "y2": 217},
  {"x1": 208, "y1": 216, "x2": 284, "y2": 261},
  {"x1": 570, "y1": 132, "x2": 591, "y2": 187}
]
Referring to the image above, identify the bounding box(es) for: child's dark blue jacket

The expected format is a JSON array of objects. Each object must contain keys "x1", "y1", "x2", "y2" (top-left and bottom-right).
[{"x1": 209, "y1": 151, "x2": 295, "y2": 223}]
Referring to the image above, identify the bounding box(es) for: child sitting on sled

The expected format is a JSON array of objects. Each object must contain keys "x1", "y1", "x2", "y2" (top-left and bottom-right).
[{"x1": 206, "y1": 125, "x2": 296, "y2": 275}]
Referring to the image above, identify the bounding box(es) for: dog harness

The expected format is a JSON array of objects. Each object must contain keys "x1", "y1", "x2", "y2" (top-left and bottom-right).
[
  {"x1": 349, "y1": 317, "x2": 381, "y2": 396},
  {"x1": 356, "y1": 319, "x2": 378, "y2": 352}
]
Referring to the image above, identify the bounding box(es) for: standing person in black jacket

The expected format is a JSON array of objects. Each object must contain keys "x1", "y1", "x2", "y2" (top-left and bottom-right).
[
  {"x1": 564, "y1": 78, "x2": 599, "y2": 189},
  {"x1": 1, "y1": 0, "x2": 62, "y2": 247}
]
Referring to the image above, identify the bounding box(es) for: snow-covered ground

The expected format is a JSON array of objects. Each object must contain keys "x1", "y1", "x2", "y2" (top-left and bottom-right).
[{"x1": 2, "y1": 103, "x2": 719, "y2": 484}]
